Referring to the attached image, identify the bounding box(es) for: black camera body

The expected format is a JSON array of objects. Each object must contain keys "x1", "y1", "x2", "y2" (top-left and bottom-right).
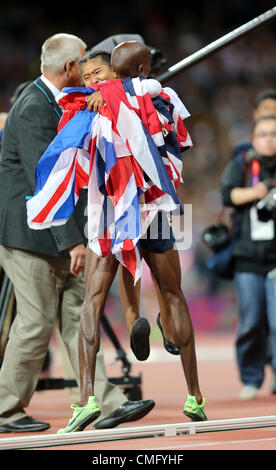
[
  {"x1": 202, "y1": 223, "x2": 230, "y2": 252},
  {"x1": 256, "y1": 188, "x2": 276, "y2": 222}
]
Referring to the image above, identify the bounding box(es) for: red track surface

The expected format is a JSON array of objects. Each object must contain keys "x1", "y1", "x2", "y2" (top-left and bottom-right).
[{"x1": 1, "y1": 332, "x2": 276, "y2": 451}]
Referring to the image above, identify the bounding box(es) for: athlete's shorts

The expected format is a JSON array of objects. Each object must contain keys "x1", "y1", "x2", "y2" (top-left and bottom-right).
[{"x1": 140, "y1": 211, "x2": 175, "y2": 253}]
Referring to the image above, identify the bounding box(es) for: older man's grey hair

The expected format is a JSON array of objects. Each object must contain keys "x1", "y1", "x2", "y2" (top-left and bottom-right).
[{"x1": 41, "y1": 33, "x2": 87, "y2": 75}]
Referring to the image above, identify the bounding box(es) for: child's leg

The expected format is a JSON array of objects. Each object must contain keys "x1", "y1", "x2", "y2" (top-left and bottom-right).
[
  {"x1": 118, "y1": 255, "x2": 175, "y2": 343},
  {"x1": 118, "y1": 264, "x2": 141, "y2": 333},
  {"x1": 117, "y1": 264, "x2": 150, "y2": 361},
  {"x1": 150, "y1": 271, "x2": 179, "y2": 355},
  {"x1": 150, "y1": 272, "x2": 175, "y2": 343}
]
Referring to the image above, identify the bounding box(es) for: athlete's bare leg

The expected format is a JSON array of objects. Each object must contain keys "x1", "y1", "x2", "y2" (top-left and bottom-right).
[
  {"x1": 142, "y1": 246, "x2": 202, "y2": 404},
  {"x1": 78, "y1": 248, "x2": 119, "y2": 406}
]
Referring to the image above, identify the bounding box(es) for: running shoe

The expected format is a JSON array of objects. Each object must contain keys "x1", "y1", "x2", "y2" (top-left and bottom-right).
[
  {"x1": 183, "y1": 394, "x2": 207, "y2": 421},
  {"x1": 57, "y1": 396, "x2": 101, "y2": 434}
]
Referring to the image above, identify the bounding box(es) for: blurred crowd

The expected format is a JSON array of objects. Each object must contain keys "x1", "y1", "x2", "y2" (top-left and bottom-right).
[{"x1": 0, "y1": 1, "x2": 275, "y2": 336}]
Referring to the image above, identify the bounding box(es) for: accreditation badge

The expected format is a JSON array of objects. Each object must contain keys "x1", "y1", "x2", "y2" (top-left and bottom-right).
[{"x1": 250, "y1": 205, "x2": 274, "y2": 240}]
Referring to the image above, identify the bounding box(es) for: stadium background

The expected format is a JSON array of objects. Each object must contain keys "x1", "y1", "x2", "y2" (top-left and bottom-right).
[{"x1": 0, "y1": 1, "x2": 275, "y2": 341}]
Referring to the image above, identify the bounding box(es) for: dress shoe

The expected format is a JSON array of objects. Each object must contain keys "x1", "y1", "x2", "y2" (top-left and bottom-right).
[
  {"x1": 0, "y1": 415, "x2": 50, "y2": 433},
  {"x1": 130, "y1": 317, "x2": 151, "y2": 361},
  {"x1": 94, "y1": 399, "x2": 155, "y2": 429},
  {"x1": 157, "y1": 312, "x2": 179, "y2": 355}
]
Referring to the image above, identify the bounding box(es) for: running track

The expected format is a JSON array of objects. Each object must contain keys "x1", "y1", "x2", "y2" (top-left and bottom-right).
[{"x1": 1, "y1": 332, "x2": 276, "y2": 452}]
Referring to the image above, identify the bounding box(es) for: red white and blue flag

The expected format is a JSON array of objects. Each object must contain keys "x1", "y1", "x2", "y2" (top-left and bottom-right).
[{"x1": 27, "y1": 78, "x2": 191, "y2": 282}]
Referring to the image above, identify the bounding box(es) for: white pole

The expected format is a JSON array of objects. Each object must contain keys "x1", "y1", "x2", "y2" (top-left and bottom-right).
[{"x1": 157, "y1": 7, "x2": 276, "y2": 83}]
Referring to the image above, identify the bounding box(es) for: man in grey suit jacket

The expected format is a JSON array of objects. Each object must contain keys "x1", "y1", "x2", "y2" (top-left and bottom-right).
[{"x1": 0, "y1": 33, "x2": 154, "y2": 433}]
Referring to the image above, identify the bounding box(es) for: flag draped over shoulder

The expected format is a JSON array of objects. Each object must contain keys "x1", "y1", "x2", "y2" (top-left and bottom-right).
[
  {"x1": 26, "y1": 78, "x2": 188, "y2": 283},
  {"x1": 27, "y1": 90, "x2": 93, "y2": 228}
]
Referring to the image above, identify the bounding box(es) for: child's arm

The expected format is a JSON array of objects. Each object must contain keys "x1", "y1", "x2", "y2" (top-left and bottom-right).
[
  {"x1": 86, "y1": 79, "x2": 162, "y2": 112},
  {"x1": 86, "y1": 78, "x2": 162, "y2": 113},
  {"x1": 86, "y1": 91, "x2": 104, "y2": 113}
]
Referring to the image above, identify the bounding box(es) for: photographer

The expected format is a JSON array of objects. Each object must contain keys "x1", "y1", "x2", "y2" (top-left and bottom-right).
[{"x1": 220, "y1": 115, "x2": 276, "y2": 400}]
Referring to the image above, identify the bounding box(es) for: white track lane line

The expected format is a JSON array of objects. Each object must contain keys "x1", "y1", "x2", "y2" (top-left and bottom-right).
[{"x1": 145, "y1": 436, "x2": 276, "y2": 450}]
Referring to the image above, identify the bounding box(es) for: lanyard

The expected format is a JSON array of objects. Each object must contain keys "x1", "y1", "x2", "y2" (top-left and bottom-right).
[
  {"x1": 33, "y1": 80, "x2": 62, "y2": 119},
  {"x1": 251, "y1": 157, "x2": 276, "y2": 187},
  {"x1": 251, "y1": 158, "x2": 260, "y2": 187}
]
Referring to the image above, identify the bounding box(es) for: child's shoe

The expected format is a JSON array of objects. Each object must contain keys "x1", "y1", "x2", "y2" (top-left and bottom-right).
[{"x1": 130, "y1": 317, "x2": 151, "y2": 361}]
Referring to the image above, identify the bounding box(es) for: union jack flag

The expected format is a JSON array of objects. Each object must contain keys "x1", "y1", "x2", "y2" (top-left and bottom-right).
[{"x1": 27, "y1": 78, "x2": 191, "y2": 283}]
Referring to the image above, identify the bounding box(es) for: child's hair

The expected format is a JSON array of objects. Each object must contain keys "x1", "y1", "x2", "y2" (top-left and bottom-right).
[{"x1": 78, "y1": 50, "x2": 111, "y2": 73}]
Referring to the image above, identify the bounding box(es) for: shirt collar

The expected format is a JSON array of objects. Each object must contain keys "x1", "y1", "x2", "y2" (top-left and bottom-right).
[{"x1": 40, "y1": 75, "x2": 61, "y2": 99}]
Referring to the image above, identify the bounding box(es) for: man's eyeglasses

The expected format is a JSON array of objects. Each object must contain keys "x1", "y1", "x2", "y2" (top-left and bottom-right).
[{"x1": 254, "y1": 132, "x2": 276, "y2": 139}]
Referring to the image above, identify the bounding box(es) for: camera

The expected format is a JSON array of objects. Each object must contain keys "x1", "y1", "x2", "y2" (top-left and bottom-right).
[
  {"x1": 256, "y1": 188, "x2": 276, "y2": 222},
  {"x1": 202, "y1": 223, "x2": 230, "y2": 252},
  {"x1": 146, "y1": 45, "x2": 167, "y2": 77}
]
